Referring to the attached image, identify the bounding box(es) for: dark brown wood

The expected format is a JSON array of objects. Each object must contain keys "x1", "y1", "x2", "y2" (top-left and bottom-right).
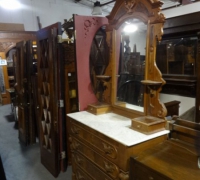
[
  {"x1": 156, "y1": 12, "x2": 200, "y2": 123},
  {"x1": 14, "y1": 40, "x2": 37, "y2": 146},
  {"x1": 37, "y1": 26, "x2": 58, "y2": 176},
  {"x1": 15, "y1": 41, "x2": 29, "y2": 146},
  {"x1": 130, "y1": 117, "x2": 200, "y2": 179},
  {"x1": 130, "y1": 140, "x2": 200, "y2": 180},
  {"x1": 163, "y1": 12, "x2": 200, "y2": 36},
  {"x1": 164, "y1": 100, "x2": 180, "y2": 117},
  {"x1": 37, "y1": 22, "x2": 67, "y2": 177}
]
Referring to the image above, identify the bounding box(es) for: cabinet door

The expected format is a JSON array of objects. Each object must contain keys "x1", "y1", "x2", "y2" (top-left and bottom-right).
[
  {"x1": 37, "y1": 22, "x2": 67, "y2": 177},
  {"x1": 26, "y1": 40, "x2": 37, "y2": 144},
  {"x1": 15, "y1": 41, "x2": 30, "y2": 146}
]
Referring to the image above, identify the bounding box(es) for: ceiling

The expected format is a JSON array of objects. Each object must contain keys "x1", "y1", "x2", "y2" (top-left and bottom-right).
[{"x1": 72, "y1": 0, "x2": 199, "y2": 15}]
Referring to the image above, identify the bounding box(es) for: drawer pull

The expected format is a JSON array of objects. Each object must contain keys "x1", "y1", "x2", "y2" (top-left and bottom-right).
[
  {"x1": 71, "y1": 126, "x2": 80, "y2": 135},
  {"x1": 104, "y1": 161, "x2": 119, "y2": 178},
  {"x1": 70, "y1": 141, "x2": 80, "y2": 150},
  {"x1": 149, "y1": 176, "x2": 154, "y2": 180},
  {"x1": 102, "y1": 142, "x2": 117, "y2": 158},
  {"x1": 76, "y1": 171, "x2": 85, "y2": 180},
  {"x1": 137, "y1": 125, "x2": 141, "y2": 128},
  {"x1": 119, "y1": 172, "x2": 129, "y2": 180},
  {"x1": 76, "y1": 156, "x2": 84, "y2": 165}
]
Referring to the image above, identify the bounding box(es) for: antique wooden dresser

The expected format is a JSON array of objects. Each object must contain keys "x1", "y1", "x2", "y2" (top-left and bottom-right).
[{"x1": 67, "y1": 111, "x2": 169, "y2": 180}]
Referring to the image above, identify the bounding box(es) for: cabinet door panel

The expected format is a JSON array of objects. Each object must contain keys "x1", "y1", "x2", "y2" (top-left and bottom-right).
[
  {"x1": 37, "y1": 22, "x2": 67, "y2": 177},
  {"x1": 15, "y1": 41, "x2": 35, "y2": 146}
]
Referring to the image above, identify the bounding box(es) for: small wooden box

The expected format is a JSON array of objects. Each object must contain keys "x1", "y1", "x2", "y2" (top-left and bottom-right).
[
  {"x1": 131, "y1": 116, "x2": 166, "y2": 134},
  {"x1": 87, "y1": 103, "x2": 111, "y2": 115}
]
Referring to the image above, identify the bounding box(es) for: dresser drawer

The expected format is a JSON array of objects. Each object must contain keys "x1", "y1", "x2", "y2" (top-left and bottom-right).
[
  {"x1": 130, "y1": 159, "x2": 172, "y2": 180},
  {"x1": 72, "y1": 164, "x2": 93, "y2": 180},
  {"x1": 69, "y1": 120, "x2": 118, "y2": 159},
  {"x1": 70, "y1": 136, "x2": 121, "y2": 179},
  {"x1": 72, "y1": 152, "x2": 113, "y2": 180}
]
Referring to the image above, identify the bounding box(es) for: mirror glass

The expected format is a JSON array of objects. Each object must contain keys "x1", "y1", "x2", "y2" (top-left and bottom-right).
[
  {"x1": 115, "y1": 18, "x2": 147, "y2": 112},
  {"x1": 89, "y1": 26, "x2": 110, "y2": 102},
  {"x1": 156, "y1": 36, "x2": 198, "y2": 122}
]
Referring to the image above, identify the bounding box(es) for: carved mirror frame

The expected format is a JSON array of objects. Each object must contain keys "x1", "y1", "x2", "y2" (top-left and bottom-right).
[{"x1": 104, "y1": 0, "x2": 167, "y2": 119}]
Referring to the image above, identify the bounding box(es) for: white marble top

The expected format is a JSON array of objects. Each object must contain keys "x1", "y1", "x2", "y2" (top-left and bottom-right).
[{"x1": 67, "y1": 111, "x2": 169, "y2": 147}]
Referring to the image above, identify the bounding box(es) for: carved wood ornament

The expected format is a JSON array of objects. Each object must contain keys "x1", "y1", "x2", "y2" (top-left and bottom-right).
[{"x1": 106, "y1": 0, "x2": 167, "y2": 119}]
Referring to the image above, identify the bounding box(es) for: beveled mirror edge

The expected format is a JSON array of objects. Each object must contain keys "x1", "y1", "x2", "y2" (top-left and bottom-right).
[{"x1": 104, "y1": 0, "x2": 167, "y2": 119}]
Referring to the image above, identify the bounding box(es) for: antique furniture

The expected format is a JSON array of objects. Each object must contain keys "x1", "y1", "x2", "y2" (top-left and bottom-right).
[
  {"x1": 0, "y1": 30, "x2": 36, "y2": 104},
  {"x1": 156, "y1": 12, "x2": 200, "y2": 122},
  {"x1": 164, "y1": 100, "x2": 180, "y2": 117},
  {"x1": 68, "y1": 112, "x2": 169, "y2": 180},
  {"x1": 130, "y1": 117, "x2": 200, "y2": 180},
  {"x1": 14, "y1": 40, "x2": 38, "y2": 146},
  {"x1": 68, "y1": 0, "x2": 168, "y2": 179},
  {"x1": 36, "y1": 22, "x2": 69, "y2": 177},
  {"x1": 0, "y1": 52, "x2": 10, "y2": 104}
]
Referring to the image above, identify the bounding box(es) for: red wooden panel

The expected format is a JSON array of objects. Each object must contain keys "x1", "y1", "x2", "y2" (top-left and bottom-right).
[{"x1": 74, "y1": 15, "x2": 108, "y2": 111}]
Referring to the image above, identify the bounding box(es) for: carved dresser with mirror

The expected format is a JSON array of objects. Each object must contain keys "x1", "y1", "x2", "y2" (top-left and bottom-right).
[{"x1": 67, "y1": 0, "x2": 171, "y2": 179}]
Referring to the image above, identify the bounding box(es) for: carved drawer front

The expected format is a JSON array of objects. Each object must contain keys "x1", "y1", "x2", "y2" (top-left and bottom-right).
[
  {"x1": 72, "y1": 165, "x2": 93, "y2": 180},
  {"x1": 132, "y1": 161, "x2": 171, "y2": 180},
  {"x1": 72, "y1": 152, "x2": 113, "y2": 180},
  {"x1": 70, "y1": 136, "x2": 120, "y2": 179},
  {"x1": 70, "y1": 121, "x2": 118, "y2": 159}
]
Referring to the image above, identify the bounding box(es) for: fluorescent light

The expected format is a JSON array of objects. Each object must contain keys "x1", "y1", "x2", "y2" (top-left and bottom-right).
[
  {"x1": 0, "y1": 0, "x2": 21, "y2": 10},
  {"x1": 123, "y1": 24, "x2": 138, "y2": 33}
]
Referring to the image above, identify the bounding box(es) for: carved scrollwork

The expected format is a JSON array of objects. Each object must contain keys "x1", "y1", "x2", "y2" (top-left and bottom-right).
[
  {"x1": 102, "y1": 142, "x2": 117, "y2": 159},
  {"x1": 135, "y1": 2, "x2": 149, "y2": 16},
  {"x1": 84, "y1": 18, "x2": 99, "y2": 38},
  {"x1": 0, "y1": 42, "x2": 15, "y2": 52},
  {"x1": 76, "y1": 170, "x2": 86, "y2": 180},
  {"x1": 124, "y1": 0, "x2": 136, "y2": 14},
  {"x1": 74, "y1": 154, "x2": 84, "y2": 165},
  {"x1": 71, "y1": 125, "x2": 80, "y2": 135},
  {"x1": 104, "y1": 161, "x2": 119, "y2": 178},
  {"x1": 119, "y1": 172, "x2": 129, "y2": 180},
  {"x1": 70, "y1": 140, "x2": 80, "y2": 151}
]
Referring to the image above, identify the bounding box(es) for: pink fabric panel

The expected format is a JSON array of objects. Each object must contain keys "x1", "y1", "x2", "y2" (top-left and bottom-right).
[{"x1": 74, "y1": 15, "x2": 108, "y2": 111}]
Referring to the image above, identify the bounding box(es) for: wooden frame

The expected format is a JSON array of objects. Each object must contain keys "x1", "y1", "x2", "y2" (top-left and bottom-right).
[
  {"x1": 104, "y1": 0, "x2": 167, "y2": 119},
  {"x1": 156, "y1": 12, "x2": 200, "y2": 123}
]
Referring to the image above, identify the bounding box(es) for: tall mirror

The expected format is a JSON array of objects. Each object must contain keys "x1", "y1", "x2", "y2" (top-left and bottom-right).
[
  {"x1": 106, "y1": 0, "x2": 167, "y2": 119},
  {"x1": 116, "y1": 18, "x2": 147, "y2": 112}
]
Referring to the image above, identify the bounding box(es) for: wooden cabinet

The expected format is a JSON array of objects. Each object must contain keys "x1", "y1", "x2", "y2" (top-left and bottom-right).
[
  {"x1": 0, "y1": 52, "x2": 11, "y2": 104},
  {"x1": 67, "y1": 111, "x2": 169, "y2": 180},
  {"x1": 130, "y1": 139, "x2": 200, "y2": 180},
  {"x1": 156, "y1": 38, "x2": 197, "y2": 76},
  {"x1": 130, "y1": 117, "x2": 200, "y2": 180}
]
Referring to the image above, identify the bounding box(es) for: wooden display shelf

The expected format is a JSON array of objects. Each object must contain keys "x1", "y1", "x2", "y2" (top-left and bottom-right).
[
  {"x1": 131, "y1": 116, "x2": 166, "y2": 134},
  {"x1": 87, "y1": 103, "x2": 112, "y2": 115}
]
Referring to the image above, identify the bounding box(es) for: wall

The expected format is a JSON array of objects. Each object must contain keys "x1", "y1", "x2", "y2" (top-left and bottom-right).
[
  {"x1": 161, "y1": 1, "x2": 200, "y2": 18},
  {"x1": 0, "y1": 0, "x2": 93, "y2": 31},
  {"x1": 160, "y1": 93, "x2": 195, "y2": 116}
]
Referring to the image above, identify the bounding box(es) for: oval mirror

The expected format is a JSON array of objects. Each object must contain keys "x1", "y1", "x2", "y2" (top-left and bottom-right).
[{"x1": 115, "y1": 18, "x2": 147, "y2": 113}]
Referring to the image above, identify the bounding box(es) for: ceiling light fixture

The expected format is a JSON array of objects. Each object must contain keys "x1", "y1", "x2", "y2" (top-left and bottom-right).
[
  {"x1": 123, "y1": 24, "x2": 138, "y2": 33},
  {"x1": 0, "y1": 0, "x2": 21, "y2": 10},
  {"x1": 92, "y1": 1, "x2": 102, "y2": 15}
]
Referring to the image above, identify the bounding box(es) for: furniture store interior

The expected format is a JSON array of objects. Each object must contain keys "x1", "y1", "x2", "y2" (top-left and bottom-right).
[{"x1": 0, "y1": 0, "x2": 200, "y2": 179}]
